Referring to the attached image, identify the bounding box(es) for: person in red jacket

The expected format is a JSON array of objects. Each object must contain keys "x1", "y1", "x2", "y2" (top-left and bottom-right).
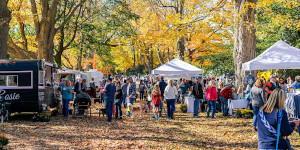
[
  {"x1": 220, "y1": 85, "x2": 233, "y2": 116},
  {"x1": 206, "y1": 81, "x2": 218, "y2": 119},
  {"x1": 152, "y1": 84, "x2": 162, "y2": 120}
]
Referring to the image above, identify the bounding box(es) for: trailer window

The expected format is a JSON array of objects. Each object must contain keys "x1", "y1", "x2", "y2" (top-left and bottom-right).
[
  {"x1": 0, "y1": 76, "x2": 6, "y2": 86},
  {"x1": 0, "y1": 75, "x2": 18, "y2": 87}
]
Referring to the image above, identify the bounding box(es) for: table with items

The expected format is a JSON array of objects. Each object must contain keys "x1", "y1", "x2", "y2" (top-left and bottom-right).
[
  {"x1": 228, "y1": 99, "x2": 249, "y2": 115},
  {"x1": 184, "y1": 96, "x2": 200, "y2": 113}
]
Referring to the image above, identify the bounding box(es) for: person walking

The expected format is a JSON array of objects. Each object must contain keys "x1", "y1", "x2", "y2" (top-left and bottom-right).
[
  {"x1": 250, "y1": 78, "x2": 267, "y2": 131},
  {"x1": 126, "y1": 77, "x2": 136, "y2": 116},
  {"x1": 192, "y1": 77, "x2": 204, "y2": 118},
  {"x1": 61, "y1": 80, "x2": 73, "y2": 118},
  {"x1": 220, "y1": 84, "x2": 233, "y2": 116},
  {"x1": 139, "y1": 80, "x2": 146, "y2": 101},
  {"x1": 206, "y1": 81, "x2": 218, "y2": 119},
  {"x1": 164, "y1": 80, "x2": 177, "y2": 119},
  {"x1": 257, "y1": 89, "x2": 299, "y2": 149},
  {"x1": 115, "y1": 81, "x2": 123, "y2": 120},
  {"x1": 102, "y1": 78, "x2": 116, "y2": 122},
  {"x1": 121, "y1": 79, "x2": 128, "y2": 108},
  {"x1": 158, "y1": 76, "x2": 167, "y2": 117},
  {"x1": 152, "y1": 84, "x2": 161, "y2": 120}
]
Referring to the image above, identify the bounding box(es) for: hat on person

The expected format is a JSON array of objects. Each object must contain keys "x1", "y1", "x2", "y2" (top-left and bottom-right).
[
  {"x1": 108, "y1": 78, "x2": 113, "y2": 81},
  {"x1": 197, "y1": 76, "x2": 202, "y2": 79},
  {"x1": 127, "y1": 76, "x2": 132, "y2": 80}
]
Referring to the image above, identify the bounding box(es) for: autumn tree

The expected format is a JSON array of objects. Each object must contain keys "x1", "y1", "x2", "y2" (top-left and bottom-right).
[
  {"x1": 29, "y1": 0, "x2": 86, "y2": 62},
  {"x1": 0, "y1": 0, "x2": 11, "y2": 59}
]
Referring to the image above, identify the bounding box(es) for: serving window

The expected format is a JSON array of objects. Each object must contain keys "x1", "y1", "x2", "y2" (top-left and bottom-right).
[
  {"x1": 0, "y1": 75, "x2": 18, "y2": 87},
  {"x1": 0, "y1": 71, "x2": 33, "y2": 89}
]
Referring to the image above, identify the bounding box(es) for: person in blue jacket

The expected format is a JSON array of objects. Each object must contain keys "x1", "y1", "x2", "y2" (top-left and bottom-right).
[
  {"x1": 102, "y1": 78, "x2": 116, "y2": 122},
  {"x1": 257, "y1": 89, "x2": 300, "y2": 149},
  {"x1": 61, "y1": 80, "x2": 73, "y2": 118}
]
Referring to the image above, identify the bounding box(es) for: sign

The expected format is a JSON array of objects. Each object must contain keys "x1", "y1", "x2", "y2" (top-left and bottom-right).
[{"x1": 0, "y1": 90, "x2": 20, "y2": 101}]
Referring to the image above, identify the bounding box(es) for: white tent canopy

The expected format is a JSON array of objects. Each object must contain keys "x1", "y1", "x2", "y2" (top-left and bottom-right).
[
  {"x1": 151, "y1": 58, "x2": 203, "y2": 74},
  {"x1": 242, "y1": 40, "x2": 300, "y2": 71}
]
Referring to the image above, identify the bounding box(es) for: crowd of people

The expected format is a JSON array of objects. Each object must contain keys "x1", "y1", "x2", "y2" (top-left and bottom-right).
[
  {"x1": 247, "y1": 75, "x2": 300, "y2": 149},
  {"x1": 58, "y1": 74, "x2": 300, "y2": 149}
]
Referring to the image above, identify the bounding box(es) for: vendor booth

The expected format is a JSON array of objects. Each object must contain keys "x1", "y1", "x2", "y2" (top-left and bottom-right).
[
  {"x1": 241, "y1": 40, "x2": 300, "y2": 119},
  {"x1": 151, "y1": 59, "x2": 203, "y2": 75},
  {"x1": 152, "y1": 59, "x2": 203, "y2": 113},
  {"x1": 242, "y1": 40, "x2": 300, "y2": 71}
]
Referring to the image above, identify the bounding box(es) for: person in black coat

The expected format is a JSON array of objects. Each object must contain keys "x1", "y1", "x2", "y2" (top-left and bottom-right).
[
  {"x1": 115, "y1": 81, "x2": 123, "y2": 119},
  {"x1": 74, "y1": 78, "x2": 83, "y2": 95},
  {"x1": 192, "y1": 77, "x2": 204, "y2": 118}
]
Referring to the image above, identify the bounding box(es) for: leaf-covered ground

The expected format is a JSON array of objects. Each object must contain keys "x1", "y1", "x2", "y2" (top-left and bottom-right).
[{"x1": 1, "y1": 103, "x2": 299, "y2": 150}]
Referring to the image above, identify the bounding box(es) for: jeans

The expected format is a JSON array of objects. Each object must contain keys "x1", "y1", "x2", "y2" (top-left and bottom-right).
[
  {"x1": 159, "y1": 96, "x2": 164, "y2": 115},
  {"x1": 253, "y1": 106, "x2": 260, "y2": 127},
  {"x1": 129, "y1": 97, "x2": 135, "y2": 104},
  {"x1": 180, "y1": 94, "x2": 186, "y2": 104},
  {"x1": 99, "y1": 93, "x2": 104, "y2": 104},
  {"x1": 166, "y1": 99, "x2": 175, "y2": 119},
  {"x1": 115, "y1": 99, "x2": 122, "y2": 118},
  {"x1": 220, "y1": 96, "x2": 228, "y2": 114},
  {"x1": 207, "y1": 100, "x2": 216, "y2": 118},
  {"x1": 122, "y1": 94, "x2": 127, "y2": 107},
  {"x1": 140, "y1": 91, "x2": 144, "y2": 101},
  {"x1": 194, "y1": 98, "x2": 200, "y2": 116},
  {"x1": 104, "y1": 99, "x2": 114, "y2": 121},
  {"x1": 62, "y1": 99, "x2": 71, "y2": 118}
]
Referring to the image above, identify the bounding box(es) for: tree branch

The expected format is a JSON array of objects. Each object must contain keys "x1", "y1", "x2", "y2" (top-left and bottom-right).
[
  {"x1": 55, "y1": 0, "x2": 86, "y2": 32},
  {"x1": 63, "y1": 5, "x2": 83, "y2": 50},
  {"x1": 29, "y1": 0, "x2": 40, "y2": 34}
]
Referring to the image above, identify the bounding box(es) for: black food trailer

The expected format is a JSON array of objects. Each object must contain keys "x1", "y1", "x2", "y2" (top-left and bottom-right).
[{"x1": 0, "y1": 59, "x2": 58, "y2": 115}]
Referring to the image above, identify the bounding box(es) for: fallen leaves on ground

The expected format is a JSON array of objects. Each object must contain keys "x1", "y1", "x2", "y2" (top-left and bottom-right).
[{"x1": 1, "y1": 103, "x2": 299, "y2": 150}]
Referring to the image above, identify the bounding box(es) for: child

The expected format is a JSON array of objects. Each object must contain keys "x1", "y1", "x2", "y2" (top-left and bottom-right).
[{"x1": 152, "y1": 84, "x2": 161, "y2": 120}]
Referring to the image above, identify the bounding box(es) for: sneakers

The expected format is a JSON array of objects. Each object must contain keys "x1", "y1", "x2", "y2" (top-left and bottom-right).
[{"x1": 154, "y1": 115, "x2": 158, "y2": 120}]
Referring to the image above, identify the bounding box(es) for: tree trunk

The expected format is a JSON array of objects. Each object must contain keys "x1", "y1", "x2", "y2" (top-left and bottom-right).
[
  {"x1": 133, "y1": 46, "x2": 136, "y2": 69},
  {"x1": 78, "y1": 29, "x2": 84, "y2": 71},
  {"x1": 55, "y1": 27, "x2": 65, "y2": 68},
  {"x1": 30, "y1": 0, "x2": 85, "y2": 62},
  {"x1": 157, "y1": 48, "x2": 164, "y2": 65},
  {"x1": 176, "y1": 1, "x2": 185, "y2": 60},
  {"x1": 233, "y1": 0, "x2": 257, "y2": 88},
  {"x1": 0, "y1": 0, "x2": 11, "y2": 59}
]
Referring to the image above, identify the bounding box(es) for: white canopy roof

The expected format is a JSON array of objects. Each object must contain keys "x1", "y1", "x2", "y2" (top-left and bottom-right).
[
  {"x1": 242, "y1": 40, "x2": 300, "y2": 71},
  {"x1": 152, "y1": 58, "x2": 203, "y2": 74}
]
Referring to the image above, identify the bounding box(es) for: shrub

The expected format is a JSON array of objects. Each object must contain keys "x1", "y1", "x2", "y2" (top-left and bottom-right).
[
  {"x1": 180, "y1": 104, "x2": 187, "y2": 113},
  {"x1": 0, "y1": 135, "x2": 8, "y2": 149},
  {"x1": 234, "y1": 109, "x2": 254, "y2": 119}
]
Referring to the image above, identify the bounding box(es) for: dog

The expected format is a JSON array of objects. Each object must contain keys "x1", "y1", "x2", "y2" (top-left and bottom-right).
[{"x1": 127, "y1": 101, "x2": 153, "y2": 119}]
